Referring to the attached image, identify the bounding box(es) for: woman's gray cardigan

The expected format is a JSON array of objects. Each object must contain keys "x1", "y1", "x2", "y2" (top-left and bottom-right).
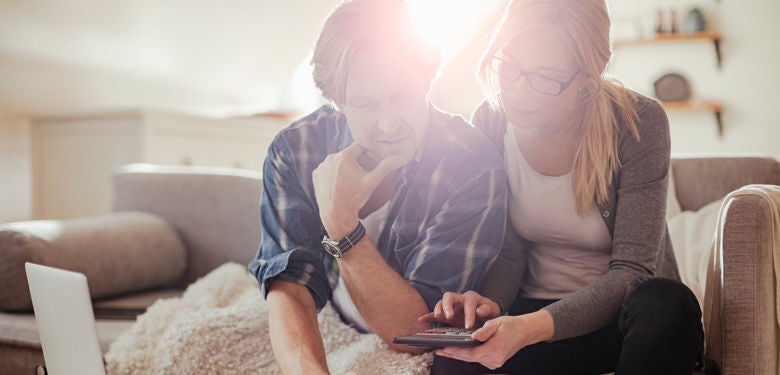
[{"x1": 473, "y1": 93, "x2": 681, "y2": 341}]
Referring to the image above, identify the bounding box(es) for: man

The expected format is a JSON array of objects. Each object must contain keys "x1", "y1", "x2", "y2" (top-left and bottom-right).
[{"x1": 247, "y1": 0, "x2": 506, "y2": 373}]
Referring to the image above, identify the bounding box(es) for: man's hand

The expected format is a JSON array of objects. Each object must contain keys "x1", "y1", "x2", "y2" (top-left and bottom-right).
[
  {"x1": 312, "y1": 143, "x2": 406, "y2": 239},
  {"x1": 419, "y1": 291, "x2": 501, "y2": 330}
]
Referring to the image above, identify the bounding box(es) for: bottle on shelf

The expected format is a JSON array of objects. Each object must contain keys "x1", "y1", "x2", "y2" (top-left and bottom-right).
[
  {"x1": 655, "y1": 8, "x2": 666, "y2": 35},
  {"x1": 670, "y1": 9, "x2": 679, "y2": 34}
]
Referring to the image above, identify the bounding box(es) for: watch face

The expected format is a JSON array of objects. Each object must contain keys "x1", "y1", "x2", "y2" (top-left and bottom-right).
[{"x1": 321, "y1": 239, "x2": 343, "y2": 258}]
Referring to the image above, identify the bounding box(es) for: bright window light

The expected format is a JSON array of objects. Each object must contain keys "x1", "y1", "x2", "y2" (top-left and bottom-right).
[{"x1": 410, "y1": 0, "x2": 505, "y2": 61}]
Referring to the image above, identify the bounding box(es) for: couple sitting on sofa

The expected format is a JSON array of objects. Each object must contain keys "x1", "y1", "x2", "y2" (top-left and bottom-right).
[{"x1": 249, "y1": 0, "x2": 704, "y2": 374}]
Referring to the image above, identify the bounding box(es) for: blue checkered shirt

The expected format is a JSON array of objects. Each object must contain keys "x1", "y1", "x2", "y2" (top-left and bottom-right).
[{"x1": 248, "y1": 105, "x2": 507, "y2": 311}]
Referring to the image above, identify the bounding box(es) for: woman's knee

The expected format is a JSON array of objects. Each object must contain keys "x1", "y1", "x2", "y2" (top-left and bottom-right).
[{"x1": 621, "y1": 278, "x2": 702, "y2": 333}]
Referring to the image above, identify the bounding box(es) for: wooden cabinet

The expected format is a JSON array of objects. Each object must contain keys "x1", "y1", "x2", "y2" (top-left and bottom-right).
[{"x1": 30, "y1": 109, "x2": 288, "y2": 219}]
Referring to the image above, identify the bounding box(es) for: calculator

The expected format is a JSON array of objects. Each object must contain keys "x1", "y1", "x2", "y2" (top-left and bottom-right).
[{"x1": 392, "y1": 326, "x2": 482, "y2": 348}]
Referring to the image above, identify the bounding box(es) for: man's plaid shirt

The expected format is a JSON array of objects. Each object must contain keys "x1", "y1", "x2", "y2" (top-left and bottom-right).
[{"x1": 248, "y1": 105, "x2": 507, "y2": 311}]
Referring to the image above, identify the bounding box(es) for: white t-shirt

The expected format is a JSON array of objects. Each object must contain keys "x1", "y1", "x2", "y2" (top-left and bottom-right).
[
  {"x1": 504, "y1": 125, "x2": 613, "y2": 299},
  {"x1": 330, "y1": 202, "x2": 390, "y2": 333}
]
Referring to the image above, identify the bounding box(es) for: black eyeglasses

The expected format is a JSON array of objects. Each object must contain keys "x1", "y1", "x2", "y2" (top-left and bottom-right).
[{"x1": 490, "y1": 56, "x2": 579, "y2": 96}]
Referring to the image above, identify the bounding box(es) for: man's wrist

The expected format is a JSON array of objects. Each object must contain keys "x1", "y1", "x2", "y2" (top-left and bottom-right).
[
  {"x1": 322, "y1": 221, "x2": 365, "y2": 258},
  {"x1": 322, "y1": 216, "x2": 359, "y2": 241}
]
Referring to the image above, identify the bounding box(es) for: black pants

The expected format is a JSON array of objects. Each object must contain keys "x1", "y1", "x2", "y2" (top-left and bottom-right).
[{"x1": 431, "y1": 278, "x2": 704, "y2": 375}]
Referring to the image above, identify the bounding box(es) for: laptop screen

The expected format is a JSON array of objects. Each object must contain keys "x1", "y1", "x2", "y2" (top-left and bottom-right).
[{"x1": 25, "y1": 263, "x2": 106, "y2": 375}]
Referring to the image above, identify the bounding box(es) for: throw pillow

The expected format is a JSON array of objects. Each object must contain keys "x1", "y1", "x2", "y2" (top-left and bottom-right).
[
  {"x1": 0, "y1": 211, "x2": 186, "y2": 311},
  {"x1": 667, "y1": 198, "x2": 724, "y2": 307},
  {"x1": 667, "y1": 167, "x2": 683, "y2": 219}
]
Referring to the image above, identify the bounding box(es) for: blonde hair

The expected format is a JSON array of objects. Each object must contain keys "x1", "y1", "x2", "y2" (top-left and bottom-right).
[
  {"x1": 478, "y1": 0, "x2": 640, "y2": 216},
  {"x1": 311, "y1": 0, "x2": 440, "y2": 105}
]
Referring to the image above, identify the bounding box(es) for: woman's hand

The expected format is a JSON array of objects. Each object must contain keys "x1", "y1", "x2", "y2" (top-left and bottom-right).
[
  {"x1": 418, "y1": 291, "x2": 501, "y2": 329},
  {"x1": 435, "y1": 310, "x2": 554, "y2": 370}
]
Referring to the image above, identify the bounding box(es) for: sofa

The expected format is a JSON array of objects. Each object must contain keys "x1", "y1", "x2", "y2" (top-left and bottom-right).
[
  {"x1": 0, "y1": 156, "x2": 778, "y2": 375},
  {"x1": 0, "y1": 164, "x2": 264, "y2": 375}
]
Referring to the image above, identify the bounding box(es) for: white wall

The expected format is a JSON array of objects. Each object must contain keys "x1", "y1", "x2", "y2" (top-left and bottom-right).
[
  {"x1": 607, "y1": 0, "x2": 780, "y2": 160},
  {"x1": 432, "y1": 0, "x2": 780, "y2": 161},
  {"x1": 0, "y1": 0, "x2": 341, "y2": 116},
  {"x1": 2, "y1": 1, "x2": 777, "y2": 223},
  {"x1": 0, "y1": 112, "x2": 31, "y2": 223}
]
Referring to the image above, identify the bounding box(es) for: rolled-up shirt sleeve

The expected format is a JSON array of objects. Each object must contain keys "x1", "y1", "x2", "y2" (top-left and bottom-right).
[{"x1": 247, "y1": 135, "x2": 332, "y2": 311}]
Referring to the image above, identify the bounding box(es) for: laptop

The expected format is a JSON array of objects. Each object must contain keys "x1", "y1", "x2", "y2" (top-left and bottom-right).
[{"x1": 25, "y1": 262, "x2": 107, "y2": 375}]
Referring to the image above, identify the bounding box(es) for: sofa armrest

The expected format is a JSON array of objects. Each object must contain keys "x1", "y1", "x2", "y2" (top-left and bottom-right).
[
  {"x1": 706, "y1": 192, "x2": 778, "y2": 375},
  {"x1": 112, "y1": 164, "x2": 263, "y2": 284}
]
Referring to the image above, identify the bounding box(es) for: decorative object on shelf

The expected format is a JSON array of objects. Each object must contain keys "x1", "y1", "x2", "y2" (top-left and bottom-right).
[
  {"x1": 654, "y1": 73, "x2": 692, "y2": 102},
  {"x1": 654, "y1": 72, "x2": 724, "y2": 135},
  {"x1": 683, "y1": 7, "x2": 707, "y2": 33},
  {"x1": 655, "y1": 9, "x2": 667, "y2": 35},
  {"x1": 654, "y1": 8, "x2": 680, "y2": 35}
]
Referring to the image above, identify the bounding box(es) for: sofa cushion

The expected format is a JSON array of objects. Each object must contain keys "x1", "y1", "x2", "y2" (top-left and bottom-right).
[
  {"x1": 668, "y1": 198, "x2": 724, "y2": 307},
  {"x1": 0, "y1": 212, "x2": 186, "y2": 311},
  {"x1": 667, "y1": 166, "x2": 683, "y2": 218},
  {"x1": 0, "y1": 310, "x2": 136, "y2": 354},
  {"x1": 93, "y1": 288, "x2": 184, "y2": 319}
]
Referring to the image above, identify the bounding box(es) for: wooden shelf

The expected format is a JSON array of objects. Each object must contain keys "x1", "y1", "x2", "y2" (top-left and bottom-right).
[
  {"x1": 661, "y1": 100, "x2": 724, "y2": 136},
  {"x1": 614, "y1": 31, "x2": 723, "y2": 68},
  {"x1": 614, "y1": 31, "x2": 721, "y2": 45},
  {"x1": 231, "y1": 111, "x2": 298, "y2": 121}
]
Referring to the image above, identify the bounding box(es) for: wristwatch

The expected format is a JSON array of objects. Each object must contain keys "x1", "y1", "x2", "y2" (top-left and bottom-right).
[{"x1": 321, "y1": 221, "x2": 366, "y2": 258}]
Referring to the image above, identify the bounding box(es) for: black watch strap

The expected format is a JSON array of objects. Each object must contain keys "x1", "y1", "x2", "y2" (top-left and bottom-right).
[{"x1": 321, "y1": 221, "x2": 366, "y2": 258}]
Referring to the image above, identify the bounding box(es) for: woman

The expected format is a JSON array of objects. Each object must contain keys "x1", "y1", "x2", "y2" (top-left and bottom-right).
[{"x1": 422, "y1": 0, "x2": 705, "y2": 374}]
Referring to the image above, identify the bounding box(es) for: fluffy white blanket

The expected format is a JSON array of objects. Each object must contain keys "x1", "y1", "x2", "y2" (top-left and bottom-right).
[{"x1": 105, "y1": 263, "x2": 433, "y2": 374}]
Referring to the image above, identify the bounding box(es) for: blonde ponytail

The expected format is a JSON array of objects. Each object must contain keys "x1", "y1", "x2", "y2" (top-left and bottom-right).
[{"x1": 571, "y1": 80, "x2": 639, "y2": 215}]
